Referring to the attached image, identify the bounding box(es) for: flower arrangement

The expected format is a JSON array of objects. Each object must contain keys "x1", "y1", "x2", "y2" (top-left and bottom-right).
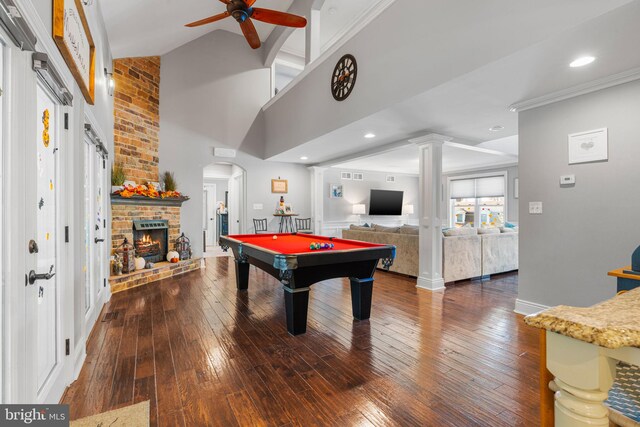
[{"x1": 115, "y1": 182, "x2": 184, "y2": 199}]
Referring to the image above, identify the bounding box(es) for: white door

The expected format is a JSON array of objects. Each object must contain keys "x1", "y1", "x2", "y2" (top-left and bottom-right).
[
  {"x1": 229, "y1": 174, "x2": 244, "y2": 234},
  {"x1": 24, "y1": 83, "x2": 68, "y2": 403},
  {"x1": 204, "y1": 184, "x2": 216, "y2": 246}
]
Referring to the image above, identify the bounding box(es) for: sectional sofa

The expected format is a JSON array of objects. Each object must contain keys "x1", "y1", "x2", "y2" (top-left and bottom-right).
[{"x1": 341, "y1": 224, "x2": 518, "y2": 282}]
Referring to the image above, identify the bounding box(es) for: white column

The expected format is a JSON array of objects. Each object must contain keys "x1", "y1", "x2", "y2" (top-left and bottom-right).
[
  {"x1": 308, "y1": 166, "x2": 326, "y2": 234},
  {"x1": 305, "y1": 8, "x2": 321, "y2": 65},
  {"x1": 410, "y1": 134, "x2": 450, "y2": 291}
]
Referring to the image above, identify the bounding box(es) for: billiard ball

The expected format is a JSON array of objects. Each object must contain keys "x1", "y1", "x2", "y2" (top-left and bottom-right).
[{"x1": 272, "y1": 235, "x2": 278, "y2": 240}]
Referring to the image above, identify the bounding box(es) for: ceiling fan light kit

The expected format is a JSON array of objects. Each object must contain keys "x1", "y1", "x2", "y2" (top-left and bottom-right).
[{"x1": 185, "y1": 0, "x2": 307, "y2": 49}]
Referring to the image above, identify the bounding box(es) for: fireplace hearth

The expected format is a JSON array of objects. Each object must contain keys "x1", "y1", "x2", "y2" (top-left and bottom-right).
[{"x1": 133, "y1": 220, "x2": 169, "y2": 263}]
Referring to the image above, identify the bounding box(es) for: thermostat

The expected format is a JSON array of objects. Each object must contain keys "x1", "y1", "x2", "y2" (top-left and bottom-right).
[{"x1": 560, "y1": 175, "x2": 576, "y2": 185}]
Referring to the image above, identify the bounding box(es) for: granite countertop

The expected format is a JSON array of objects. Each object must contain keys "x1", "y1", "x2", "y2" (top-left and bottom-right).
[{"x1": 524, "y1": 287, "x2": 640, "y2": 349}]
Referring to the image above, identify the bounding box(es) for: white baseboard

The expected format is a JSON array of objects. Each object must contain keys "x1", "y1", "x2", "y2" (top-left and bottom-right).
[
  {"x1": 73, "y1": 345, "x2": 86, "y2": 380},
  {"x1": 416, "y1": 277, "x2": 446, "y2": 292},
  {"x1": 514, "y1": 298, "x2": 550, "y2": 316}
]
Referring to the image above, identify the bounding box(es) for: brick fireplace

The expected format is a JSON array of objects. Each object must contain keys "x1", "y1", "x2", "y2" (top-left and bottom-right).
[{"x1": 109, "y1": 56, "x2": 199, "y2": 293}]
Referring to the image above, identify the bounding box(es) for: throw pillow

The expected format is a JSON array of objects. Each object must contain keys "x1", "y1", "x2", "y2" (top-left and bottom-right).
[
  {"x1": 478, "y1": 227, "x2": 501, "y2": 235},
  {"x1": 372, "y1": 224, "x2": 401, "y2": 233},
  {"x1": 443, "y1": 227, "x2": 478, "y2": 237},
  {"x1": 350, "y1": 225, "x2": 372, "y2": 231},
  {"x1": 398, "y1": 225, "x2": 419, "y2": 235}
]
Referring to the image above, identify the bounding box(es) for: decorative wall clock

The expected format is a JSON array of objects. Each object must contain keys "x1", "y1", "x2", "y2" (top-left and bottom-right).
[{"x1": 331, "y1": 54, "x2": 357, "y2": 101}]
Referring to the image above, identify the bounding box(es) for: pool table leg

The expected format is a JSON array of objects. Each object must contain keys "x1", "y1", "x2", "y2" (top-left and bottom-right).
[
  {"x1": 350, "y1": 277, "x2": 374, "y2": 320},
  {"x1": 284, "y1": 287, "x2": 310, "y2": 335},
  {"x1": 235, "y1": 259, "x2": 249, "y2": 290}
]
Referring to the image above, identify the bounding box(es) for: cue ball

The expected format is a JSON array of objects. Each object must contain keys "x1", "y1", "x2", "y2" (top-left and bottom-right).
[{"x1": 272, "y1": 235, "x2": 278, "y2": 240}]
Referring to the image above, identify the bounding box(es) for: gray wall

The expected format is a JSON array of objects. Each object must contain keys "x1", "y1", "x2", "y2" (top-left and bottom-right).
[
  {"x1": 323, "y1": 168, "x2": 419, "y2": 223},
  {"x1": 518, "y1": 79, "x2": 640, "y2": 308},
  {"x1": 261, "y1": 1, "x2": 627, "y2": 157},
  {"x1": 443, "y1": 165, "x2": 519, "y2": 224},
  {"x1": 159, "y1": 30, "x2": 311, "y2": 256}
]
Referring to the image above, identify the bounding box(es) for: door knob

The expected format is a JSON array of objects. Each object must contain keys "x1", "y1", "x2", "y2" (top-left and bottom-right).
[
  {"x1": 95, "y1": 238, "x2": 105, "y2": 243},
  {"x1": 28, "y1": 265, "x2": 55, "y2": 285}
]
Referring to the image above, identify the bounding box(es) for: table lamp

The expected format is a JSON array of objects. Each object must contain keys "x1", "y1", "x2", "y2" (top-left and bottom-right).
[{"x1": 353, "y1": 204, "x2": 366, "y2": 225}]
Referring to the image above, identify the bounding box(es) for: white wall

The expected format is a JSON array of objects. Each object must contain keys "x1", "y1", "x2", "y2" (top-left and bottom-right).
[
  {"x1": 323, "y1": 168, "x2": 418, "y2": 224},
  {"x1": 443, "y1": 165, "x2": 519, "y2": 224},
  {"x1": 518, "y1": 79, "x2": 640, "y2": 310},
  {"x1": 159, "y1": 30, "x2": 311, "y2": 256}
]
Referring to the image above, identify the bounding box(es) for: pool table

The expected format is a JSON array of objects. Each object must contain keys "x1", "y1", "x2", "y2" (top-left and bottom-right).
[{"x1": 220, "y1": 233, "x2": 396, "y2": 335}]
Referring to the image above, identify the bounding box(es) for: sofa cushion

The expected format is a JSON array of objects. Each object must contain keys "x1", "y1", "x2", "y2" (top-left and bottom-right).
[
  {"x1": 478, "y1": 227, "x2": 501, "y2": 235},
  {"x1": 443, "y1": 227, "x2": 478, "y2": 237},
  {"x1": 372, "y1": 224, "x2": 401, "y2": 233},
  {"x1": 349, "y1": 225, "x2": 372, "y2": 231},
  {"x1": 398, "y1": 225, "x2": 419, "y2": 235}
]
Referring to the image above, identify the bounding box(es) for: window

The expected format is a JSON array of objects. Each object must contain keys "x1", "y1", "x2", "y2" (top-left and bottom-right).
[{"x1": 449, "y1": 175, "x2": 506, "y2": 228}]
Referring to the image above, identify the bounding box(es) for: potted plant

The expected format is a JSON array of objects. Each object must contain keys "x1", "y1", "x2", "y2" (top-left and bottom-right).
[{"x1": 111, "y1": 162, "x2": 126, "y2": 193}]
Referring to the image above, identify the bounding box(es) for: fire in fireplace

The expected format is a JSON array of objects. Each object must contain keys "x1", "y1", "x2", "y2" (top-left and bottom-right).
[{"x1": 132, "y1": 220, "x2": 169, "y2": 264}]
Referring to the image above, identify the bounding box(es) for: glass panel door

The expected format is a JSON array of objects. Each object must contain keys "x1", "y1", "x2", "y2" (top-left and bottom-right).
[{"x1": 93, "y1": 151, "x2": 105, "y2": 302}]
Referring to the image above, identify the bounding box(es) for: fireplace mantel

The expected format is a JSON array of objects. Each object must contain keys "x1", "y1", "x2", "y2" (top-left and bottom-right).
[{"x1": 111, "y1": 194, "x2": 190, "y2": 207}]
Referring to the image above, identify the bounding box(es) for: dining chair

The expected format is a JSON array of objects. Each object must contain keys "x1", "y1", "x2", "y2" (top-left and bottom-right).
[
  {"x1": 253, "y1": 218, "x2": 269, "y2": 234},
  {"x1": 295, "y1": 218, "x2": 313, "y2": 234}
]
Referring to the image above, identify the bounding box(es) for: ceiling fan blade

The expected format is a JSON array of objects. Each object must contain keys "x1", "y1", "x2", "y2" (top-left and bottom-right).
[
  {"x1": 240, "y1": 19, "x2": 261, "y2": 49},
  {"x1": 244, "y1": 0, "x2": 258, "y2": 6},
  {"x1": 185, "y1": 12, "x2": 230, "y2": 27},
  {"x1": 251, "y1": 8, "x2": 307, "y2": 28}
]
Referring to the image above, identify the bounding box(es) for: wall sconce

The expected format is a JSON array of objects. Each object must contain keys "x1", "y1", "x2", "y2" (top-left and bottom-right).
[
  {"x1": 404, "y1": 204, "x2": 414, "y2": 215},
  {"x1": 104, "y1": 68, "x2": 114, "y2": 96}
]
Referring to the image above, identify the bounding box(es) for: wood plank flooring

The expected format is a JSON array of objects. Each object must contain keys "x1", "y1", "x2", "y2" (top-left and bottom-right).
[{"x1": 63, "y1": 257, "x2": 540, "y2": 426}]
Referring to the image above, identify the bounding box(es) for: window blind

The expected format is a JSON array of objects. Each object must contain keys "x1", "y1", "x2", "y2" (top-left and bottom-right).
[{"x1": 450, "y1": 176, "x2": 505, "y2": 198}]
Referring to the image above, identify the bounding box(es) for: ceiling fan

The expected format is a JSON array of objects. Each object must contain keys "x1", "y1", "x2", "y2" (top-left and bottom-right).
[{"x1": 185, "y1": 0, "x2": 307, "y2": 49}]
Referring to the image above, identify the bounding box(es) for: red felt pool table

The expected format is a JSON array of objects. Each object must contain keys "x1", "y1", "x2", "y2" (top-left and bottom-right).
[{"x1": 219, "y1": 233, "x2": 396, "y2": 335}]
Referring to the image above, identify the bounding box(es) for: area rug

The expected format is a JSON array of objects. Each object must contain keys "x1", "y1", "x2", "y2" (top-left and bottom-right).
[{"x1": 70, "y1": 401, "x2": 149, "y2": 427}]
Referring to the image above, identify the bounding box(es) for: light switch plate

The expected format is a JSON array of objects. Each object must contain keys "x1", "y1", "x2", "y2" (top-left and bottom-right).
[
  {"x1": 253, "y1": 203, "x2": 263, "y2": 210},
  {"x1": 529, "y1": 202, "x2": 543, "y2": 215}
]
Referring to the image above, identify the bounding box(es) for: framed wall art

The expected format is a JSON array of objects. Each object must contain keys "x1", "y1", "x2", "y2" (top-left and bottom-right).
[
  {"x1": 568, "y1": 128, "x2": 608, "y2": 164},
  {"x1": 271, "y1": 179, "x2": 288, "y2": 193},
  {"x1": 330, "y1": 184, "x2": 343, "y2": 198},
  {"x1": 53, "y1": 0, "x2": 96, "y2": 104}
]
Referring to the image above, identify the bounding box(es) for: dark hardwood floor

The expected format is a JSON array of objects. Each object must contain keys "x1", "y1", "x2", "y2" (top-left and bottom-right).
[{"x1": 62, "y1": 257, "x2": 540, "y2": 426}]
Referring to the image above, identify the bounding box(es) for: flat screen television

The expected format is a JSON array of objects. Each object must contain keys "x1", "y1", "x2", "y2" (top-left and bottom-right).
[{"x1": 369, "y1": 190, "x2": 404, "y2": 215}]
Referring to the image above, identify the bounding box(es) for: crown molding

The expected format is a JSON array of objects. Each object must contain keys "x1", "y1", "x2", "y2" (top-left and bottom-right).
[
  {"x1": 263, "y1": 0, "x2": 396, "y2": 110},
  {"x1": 509, "y1": 66, "x2": 640, "y2": 112}
]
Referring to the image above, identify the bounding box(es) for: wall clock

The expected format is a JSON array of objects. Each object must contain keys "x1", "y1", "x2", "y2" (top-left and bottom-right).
[{"x1": 331, "y1": 54, "x2": 357, "y2": 101}]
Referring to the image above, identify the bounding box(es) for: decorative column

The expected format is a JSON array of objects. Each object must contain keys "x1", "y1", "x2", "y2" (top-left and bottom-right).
[
  {"x1": 410, "y1": 134, "x2": 451, "y2": 291},
  {"x1": 308, "y1": 166, "x2": 327, "y2": 234}
]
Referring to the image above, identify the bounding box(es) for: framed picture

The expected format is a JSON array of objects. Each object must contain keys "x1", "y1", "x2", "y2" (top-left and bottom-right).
[
  {"x1": 341, "y1": 172, "x2": 352, "y2": 180},
  {"x1": 284, "y1": 204, "x2": 293, "y2": 214},
  {"x1": 568, "y1": 128, "x2": 608, "y2": 164},
  {"x1": 53, "y1": 0, "x2": 96, "y2": 104},
  {"x1": 330, "y1": 184, "x2": 343, "y2": 198},
  {"x1": 271, "y1": 179, "x2": 288, "y2": 193}
]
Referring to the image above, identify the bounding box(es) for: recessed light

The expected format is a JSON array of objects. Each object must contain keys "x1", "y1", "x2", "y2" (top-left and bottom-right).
[
  {"x1": 328, "y1": 7, "x2": 337, "y2": 15},
  {"x1": 569, "y1": 56, "x2": 595, "y2": 68},
  {"x1": 364, "y1": 133, "x2": 376, "y2": 139},
  {"x1": 300, "y1": 156, "x2": 308, "y2": 160},
  {"x1": 489, "y1": 125, "x2": 504, "y2": 132}
]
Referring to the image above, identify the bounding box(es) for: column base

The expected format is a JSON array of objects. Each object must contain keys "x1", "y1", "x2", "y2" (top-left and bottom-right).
[{"x1": 416, "y1": 276, "x2": 445, "y2": 291}]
